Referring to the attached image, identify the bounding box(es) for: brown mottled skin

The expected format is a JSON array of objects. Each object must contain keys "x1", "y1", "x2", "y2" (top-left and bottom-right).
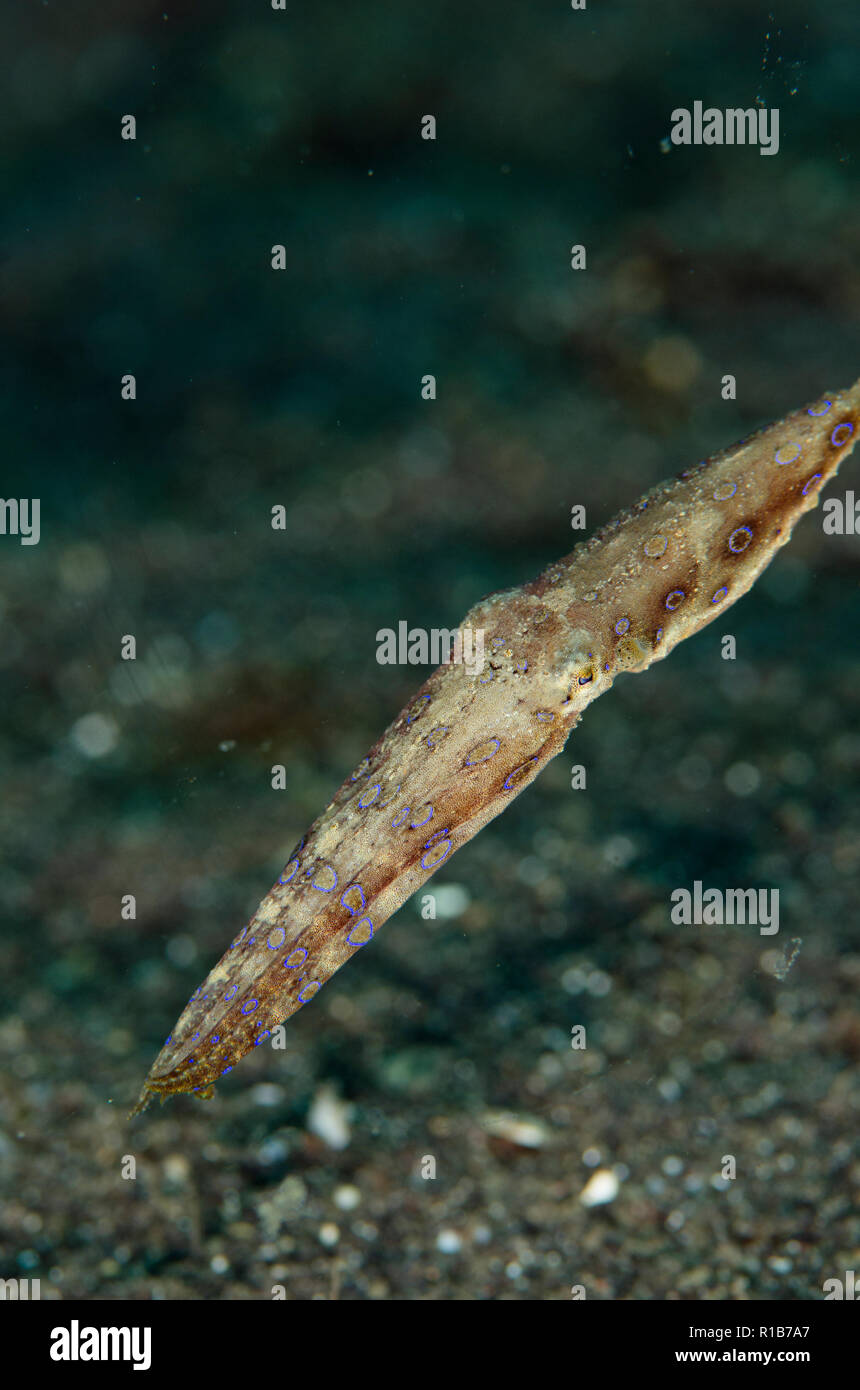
[{"x1": 132, "y1": 380, "x2": 860, "y2": 1114}]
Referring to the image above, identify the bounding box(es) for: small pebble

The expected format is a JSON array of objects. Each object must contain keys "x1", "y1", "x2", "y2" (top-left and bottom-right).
[
  {"x1": 333, "y1": 1184, "x2": 361, "y2": 1212},
  {"x1": 436, "y1": 1230, "x2": 462, "y2": 1254},
  {"x1": 481, "y1": 1111, "x2": 548, "y2": 1148},
  {"x1": 579, "y1": 1169, "x2": 620, "y2": 1207},
  {"x1": 307, "y1": 1084, "x2": 352, "y2": 1150}
]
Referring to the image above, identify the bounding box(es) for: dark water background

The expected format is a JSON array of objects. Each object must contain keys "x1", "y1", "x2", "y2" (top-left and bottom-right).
[{"x1": 0, "y1": 0, "x2": 858, "y2": 1299}]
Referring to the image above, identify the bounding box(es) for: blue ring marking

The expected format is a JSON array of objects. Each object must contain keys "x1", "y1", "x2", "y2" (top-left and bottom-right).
[
  {"x1": 728, "y1": 525, "x2": 753, "y2": 553},
  {"x1": 298, "y1": 981, "x2": 320, "y2": 1003},
  {"x1": 517, "y1": 660, "x2": 528, "y2": 672},
  {"x1": 225, "y1": 985, "x2": 238, "y2": 1001},
  {"x1": 808, "y1": 400, "x2": 832, "y2": 416},
  {"x1": 346, "y1": 917, "x2": 374, "y2": 946},
  {"x1": 655, "y1": 627, "x2": 664, "y2": 644},
  {"x1": 643, "y1": 534, "x2": 668, "y2": 558},
  {"x1": 479, "y1": 669, "x2": 494, "y2": 684},
  {"x1": 665, "y1": 590, "x2": 685, "y2": 611},
  {"x1": 801, "y1": 473, "x2": 822, "y2": 497},
  {"x1": 284, "y1": 947, "x2": 307, "y2": 969},
  {"x1": 713, "y1": 481, "x2": 737, "y2": 501},
  {"x1": 711, "y1": 586, "x2": 728, "y2": 604},
  {"x1": 280, "y1": 859, "x2": 300, "y2": 884},
  {"x1": 310, "y1": 863, "x2": 337, "y2": 892},
  {"x1": 503, "y1": 757, "x2": 539, "y2": 791},
  {"x1": 358, "y1": 784, "x2": 381, "y2": 809},
  {"x1": 406, "y1": 695, "x2": 431, "y2": 725},
  {"x1": 426, "y1": 726, "x2": 450, "y2": 749},
  {"x1": 410, "y1": 806, "x2": 434, "y2": 829},
  {"x1": 614, "y1": 617, "x2": 630, "y2": 635},
  {"x1": 831, "y1": 422, "x2": 854, "y2": 447},
  {"x1": 220, "y1": 1066, "x2": 234, "y2": 1076},
  {"x1": 491, "y1": 637, "x2": 506, "y2": 650},
  {"x1": 241, "y1": 999, "x2": 259, "y2": 1015},
  {"x1": 340, "y1": 884, "x2": 366, "y2": 916},
  {"x1": 192, "y1": 1032, "x2": 200, "y2": 1042},
  {"x1": 378, "y1": 783, "x2": 401, "y2": 808},
  {"x1": 465, "y1": 738, "x2": 500, "y2": 765},
  {"x1": 775, "y1": 442, "x2": 801, "y2": 465},
  {"x1": 350, "y1": 759, "x2": 370, "y2": 782},
  {"x1": 165, "y1": 1035, "x2": 172, "y2": 1046},
  {"x1": 578, "y1": 672, "x2": 593, "y2": 685},
  {"x1": 211, "y1": 1036, "x2": 220, "y2": 1045},
  {"x1": 422, "y1": 831, "x2": 451, "y2": 871},
  {"x1": 535, "y1": 710, "x2": 555, "y2": 722},
  {"x1": 267, "y1": 926, "x2": 286, "y2": 950},
  {"x1": 391, "y1": 806, "x2": 411, "y2": 829},
  {"x1": 230, "y1": 926, "x2": 248, "y2": 951},
  {"x1": 254, "y1": 1030, "x2": 271, "y2": 1046}
]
